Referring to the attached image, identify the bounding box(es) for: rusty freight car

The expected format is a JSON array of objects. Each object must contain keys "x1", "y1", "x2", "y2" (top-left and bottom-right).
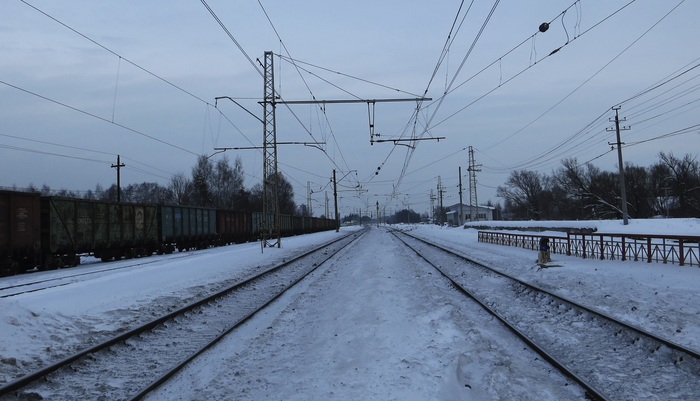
[{"x1": 0, "y1": 190, "x2": 41, "y2": 275}]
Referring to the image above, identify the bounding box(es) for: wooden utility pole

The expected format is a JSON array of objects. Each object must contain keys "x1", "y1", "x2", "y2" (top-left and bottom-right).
[
  {"x1": 437, "y1": 176, "x2": 444, "y2": 225},
  {"x1": 458, "y1": 166, "x2": 464, "y2": 226},
  {"x1": 607, "y1": 106, "x2": 631, "y2": 225},
  {"x1": 307, "y1": 181, "x2": 313, "y2": 216},
  {"x1": 111, "y1": 155, "x2": 125, "y2": 203}
]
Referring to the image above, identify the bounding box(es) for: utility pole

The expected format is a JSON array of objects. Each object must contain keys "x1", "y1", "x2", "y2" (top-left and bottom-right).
[
  {"x1": 307, "y1": 181, "x2": 313, "y2": 216},
  {"x1": 111, "y1": 155, "x2": 125, "y2": 203},
  {"x1": 376, "y1": 201, "x2": 380, "y2": 227},
  {"x1": 458, "y1": 166, "x2": 464, "y2": 226},
  {"x1": 437, "y1": 176, "x2": 445, "y2": 225},
  {"x1": 429, "y1": 189, "x2": 436, "y2": 224},
  {"x1": 467, "y1": 146, "x2": 482, "y2": 221},
  {"x1": 333, "y1": 169, "x2": 339, "y2": 232},
  {"x1": 607, "y1": 106, "x2": 631, "y2": 225}
]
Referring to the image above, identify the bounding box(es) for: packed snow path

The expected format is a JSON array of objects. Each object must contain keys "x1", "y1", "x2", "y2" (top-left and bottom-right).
[{"x1": 148, "y1": 227, "x2": 582, "y2": 400}]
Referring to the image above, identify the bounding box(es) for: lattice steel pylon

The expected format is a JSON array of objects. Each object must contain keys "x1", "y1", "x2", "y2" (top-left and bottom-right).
[
  {"x1": 467, "y1": 146, "x2": 482, "y2": 221},
  {"x1": 262, "y1": 51, "x2": 280, "y2": 247}
]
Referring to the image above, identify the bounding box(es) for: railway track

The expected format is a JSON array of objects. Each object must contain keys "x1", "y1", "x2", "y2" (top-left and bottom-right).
[
  {"x1": 391, "y1": 228, "x2": 700, "y2": 401},
  {"x1": 0, "y1": 229, "x2": 366, "y2": 401},
  {"x1": 0, "y1": 253, "x2": 198, "y2": 299}
]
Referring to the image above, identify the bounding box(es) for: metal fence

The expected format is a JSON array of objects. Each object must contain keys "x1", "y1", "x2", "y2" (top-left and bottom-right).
[{"x1": 477, "y1": 231, "x2": 700, "y2": 267}]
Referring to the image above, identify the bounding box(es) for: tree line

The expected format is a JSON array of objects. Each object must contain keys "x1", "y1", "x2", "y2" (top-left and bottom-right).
[
  {"x1": 18, "y1": 155, "x2": 308, "y2": 216},
  {"x1": 497, "y1": 152, "x2": 700, "y2": 220},
  {"x1": 14, "y1": 151, "x2": 698, "y2": 221}
]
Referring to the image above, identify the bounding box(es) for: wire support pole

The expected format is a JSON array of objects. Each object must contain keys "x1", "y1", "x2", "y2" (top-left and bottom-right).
[
  {"x1": 262, "y1": 51, "x2": 281, "y2": 248},
  {"x1": 467, "y1": 146, "x2": 482, "y2": 221},
  {"x1": 458, "y1": 166, "x2": 464, "y2": 226},
  {"x1": 607, "y1": 106, "x2": 631, "y2": 225},
  {"x1": 333, "y1": 169, "x2": 339, "y2": 232}
]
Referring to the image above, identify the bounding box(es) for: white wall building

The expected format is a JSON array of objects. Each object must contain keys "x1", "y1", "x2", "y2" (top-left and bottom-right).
[{"x1": 445, "y1": 203, "x2": 494, "y2": 226}]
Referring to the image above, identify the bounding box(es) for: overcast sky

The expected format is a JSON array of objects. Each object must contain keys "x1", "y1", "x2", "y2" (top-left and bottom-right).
[{"x1": 1, "y1": 0, "x2": 698, "y2": 217}]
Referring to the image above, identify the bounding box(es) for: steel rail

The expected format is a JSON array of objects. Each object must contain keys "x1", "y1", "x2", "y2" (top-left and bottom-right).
[
  {"x1": 390, "y1": 229, "x2": 608, "y2": 401},
  {"x1": 0, "y1": 254, "x2": 194, "y2": 298},
  {"x1": 401, "y1": 229, "x2": 700, "y2": 360},
  {"x1": 129, "y1": 228, "x2": 367, "y2": 400},
  {"x1": 0, "y1": 229, "x2": 365, "y2": 397}
]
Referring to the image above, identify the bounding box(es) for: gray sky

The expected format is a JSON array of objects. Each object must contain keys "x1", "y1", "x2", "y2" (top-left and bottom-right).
[{"x1": 1, "y1": 0, "x2": 699, "y2": 217}]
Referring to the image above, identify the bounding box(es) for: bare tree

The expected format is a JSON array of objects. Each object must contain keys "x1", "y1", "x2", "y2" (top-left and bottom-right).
[
  {"x1": 497, "y1": 170, "x2": 551, "y2": 220},
  {"x1": 169, "y1": 172, "x2": 191, "y2": 205},
  {"x1": 625, "y1": 163, "x2": 653, "y2": 218},
  {"x1": 656, "y1": 152, "x2": 700, "y2": 217},
  {"x1": 554, "y1": 158, "x2": 622, "y2": 219}
]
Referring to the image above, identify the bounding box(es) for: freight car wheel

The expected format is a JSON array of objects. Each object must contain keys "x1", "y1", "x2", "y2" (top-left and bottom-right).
[
  {"x1": 2, "y1": 261, "x2": 20, "y2": 276},
  {"x1": 100, "y1": 250, "x2": 113, "y2": 262},
  {"x1": 42, "y1": 255, "x2": 60, "y2": 270}
]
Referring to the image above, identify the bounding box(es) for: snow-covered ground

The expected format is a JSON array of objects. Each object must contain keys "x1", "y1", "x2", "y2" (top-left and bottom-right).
[{"x1": 1, "y1": 219, "x2": 698, "y2": 400}]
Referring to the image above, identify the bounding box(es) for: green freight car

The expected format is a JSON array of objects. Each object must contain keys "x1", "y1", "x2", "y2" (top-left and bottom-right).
[
  {"x1": 159, "y1": 205, "x2": 217, "y2": 253},
  {"x1": 41, "y1": 197, "x2": 159, "y2": 266}
]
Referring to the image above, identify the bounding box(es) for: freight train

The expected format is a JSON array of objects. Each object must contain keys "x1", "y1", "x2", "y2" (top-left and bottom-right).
[{"x1": 0, "y1": 190, "x2": 337, "y2": 276}]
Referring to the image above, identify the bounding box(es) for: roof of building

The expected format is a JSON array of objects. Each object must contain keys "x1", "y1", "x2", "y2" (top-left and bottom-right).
[{"x1": 446, "y1": 203, "x2": 495, "y2": 211}]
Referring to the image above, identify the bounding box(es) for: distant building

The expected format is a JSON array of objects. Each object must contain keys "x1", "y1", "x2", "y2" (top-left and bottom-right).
[{"x1": 445, "y1": 203, "x2": 494, "y2": 226}]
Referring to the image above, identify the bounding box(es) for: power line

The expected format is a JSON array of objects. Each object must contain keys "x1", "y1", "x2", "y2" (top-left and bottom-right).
[
  {"x1": 0, "y1": 133, "x2": 179, "y2": 181},
  {"x1": 421, "y1": 0, "x2": 474, "y2": 99},
  {"x1": 200, "y1": 0, "x2": 263, "y2": 77},
  {"x1": 617, "y1": 57, "x2": 700, "y2": 106},
  {"x1": 387, "y1": 0, "x2": 503, "y2": 203},
  {"x1": 21, "y1": 0, "x2": 213, "y2": 106},
  {"x1": 0, "y1": 133, "x2": 114, "y2": 156},
  {"x1": 0, "y1": 79, "x2": 199, "y2": 156},
  {"x1": 255, "y1": 1, "x2": 359, "y2": 185},
  {"x1": 277, "y1": 55, "x2": 423, "y2": 98},
  {"x1": 21, "y1": 0, "x2": 267, "y2": 165},
  {"x1": 356, "y1": 1, "x2": 477, "y2": 191},
  {"x1": 427, "y1": 0, "x2": 639, "y2": 137},
  {"x1": 625, "y1": 123, "x2": 700, "y2": 147},
  {"x1": 477, "y1": 0, "x2": 686, "y2": 172}
]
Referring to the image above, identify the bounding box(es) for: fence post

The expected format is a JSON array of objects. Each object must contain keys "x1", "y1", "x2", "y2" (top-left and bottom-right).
[
  {"x1": 566, "y1": 232, "x2": 571, "y2": 256},
  {"x1": 679, "y1": 240, "x2": 685, "y2": 266},
  {"x1": 600, "y1": 235, "x2": 605, "y2": 260},
  {"x1": 621, "y1": 236, "x2": 626, "y2": 261},
  {"x1": 647, "y1": 238, "x2": 652, "y2": 263}
]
